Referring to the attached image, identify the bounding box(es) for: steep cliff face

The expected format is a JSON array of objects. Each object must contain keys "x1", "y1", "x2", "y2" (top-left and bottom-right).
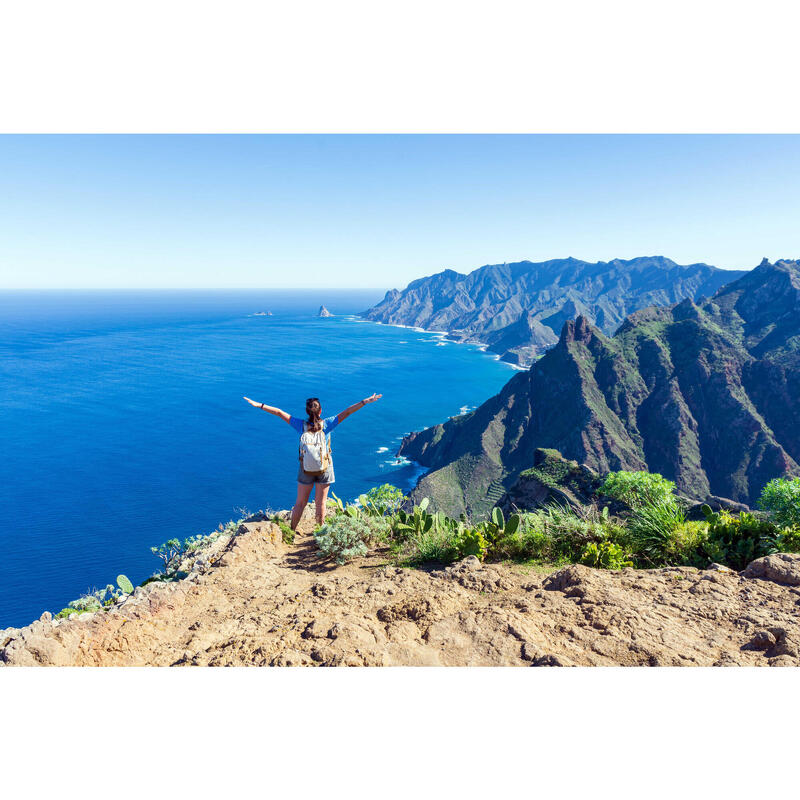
[
  {"x1": 399, "y1": 260, "x2": 800, "y2": 517},
  {"x1": 363, "y1": 256, "x2": 745, "y2": 365}
]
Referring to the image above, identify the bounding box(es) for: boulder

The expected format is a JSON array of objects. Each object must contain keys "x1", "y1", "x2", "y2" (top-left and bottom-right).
[{"x1": 743, "y1": 553, "x2": 800, "y2": 586}]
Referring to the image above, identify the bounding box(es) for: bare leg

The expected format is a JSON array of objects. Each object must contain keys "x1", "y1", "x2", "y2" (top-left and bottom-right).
[
  {"x1": 315, "y1": 483, "x2": 331, "y2": 527},
  {"x1": 291, "y1": 482, "x2": 314, "y2": 530}
]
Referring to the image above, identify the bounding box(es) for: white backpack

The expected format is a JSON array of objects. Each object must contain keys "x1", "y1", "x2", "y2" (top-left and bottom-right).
[{"x1": 299, "y1": 424, "x2": 331, "y2": 474}]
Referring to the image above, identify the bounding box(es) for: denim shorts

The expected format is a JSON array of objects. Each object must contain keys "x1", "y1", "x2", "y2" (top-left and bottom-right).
[{"x1": 297, "y1": 462, "x2": 335, "y2": 485}]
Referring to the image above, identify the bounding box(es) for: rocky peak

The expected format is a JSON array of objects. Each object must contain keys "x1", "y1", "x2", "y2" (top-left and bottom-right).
[
  {"x1": 558, "y1": 315, "x2": 597, "y2": 346},
  {"x1": 318, "y1": 305, "x2": 333, "y2": 318}
]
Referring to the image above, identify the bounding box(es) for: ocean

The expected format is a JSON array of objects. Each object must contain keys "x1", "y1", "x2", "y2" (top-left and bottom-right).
[{"x1": 0, "y1": 290, "x2": 517, "y2": 628}]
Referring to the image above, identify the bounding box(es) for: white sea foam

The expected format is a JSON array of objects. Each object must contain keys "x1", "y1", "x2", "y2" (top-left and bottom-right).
[
  {"x1": 435, "y1": 341, "x2": 447, "y2": 346},
  {"x1": 377, "y1": 446, "x2": 389, "y2": 453}
]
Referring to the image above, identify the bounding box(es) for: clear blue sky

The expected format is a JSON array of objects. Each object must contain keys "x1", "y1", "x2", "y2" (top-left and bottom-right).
[{"x1": 0, "y1": 135, "x2": 798, "y2": 289}]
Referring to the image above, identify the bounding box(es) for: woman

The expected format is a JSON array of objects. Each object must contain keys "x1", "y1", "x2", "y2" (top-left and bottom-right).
[{"x1": 243, "y1": 393, "x2": 382, "y2": 530}]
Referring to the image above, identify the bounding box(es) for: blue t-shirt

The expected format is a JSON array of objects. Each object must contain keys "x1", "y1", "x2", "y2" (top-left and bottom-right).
[{"x1": 288, "y1": 415, "x2": 339, "y2": 434}]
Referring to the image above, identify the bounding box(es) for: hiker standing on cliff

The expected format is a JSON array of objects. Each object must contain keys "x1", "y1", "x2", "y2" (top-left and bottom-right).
[{"x1": 243, "y1": 394, "x2": 382, "y2": 530}]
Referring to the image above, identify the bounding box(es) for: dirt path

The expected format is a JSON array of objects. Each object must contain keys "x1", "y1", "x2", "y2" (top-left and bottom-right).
[{"x1": 3, "y1": 506, "x2": 800, "y2": 666}]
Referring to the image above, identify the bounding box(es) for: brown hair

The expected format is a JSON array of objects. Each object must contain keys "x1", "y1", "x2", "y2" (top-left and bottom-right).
[{"x1": 305, "y1": 397, "x2": 322, "y2": 432}]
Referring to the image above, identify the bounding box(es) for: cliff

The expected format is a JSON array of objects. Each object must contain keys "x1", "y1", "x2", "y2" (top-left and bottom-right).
[
  {"x1": 362, "y1": 256, "x2": 745, "y2": 365},
  {"x1": 399, "y1": 259, "x2": 800, "y2": 517},
  {"x1": 3, "y1": 503, "x2": 800, "y2": 666}
]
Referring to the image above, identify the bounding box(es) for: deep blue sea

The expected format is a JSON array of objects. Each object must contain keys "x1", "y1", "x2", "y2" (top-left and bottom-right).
[{"x1": 0, "y1": 290, "x2": 517, "y2": 627}]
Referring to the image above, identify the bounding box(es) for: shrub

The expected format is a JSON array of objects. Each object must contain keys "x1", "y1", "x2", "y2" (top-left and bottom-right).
[
  {"x1": 777, "y1": 526, "x2": 800, "y2": 554},
  {"x1": 627, "y1": 499, "x2": 686, "y2": 565},
  {"x1": 67, "y1": 584, "x2": 121, "y2": 613},
  {"x1": 579, "y1": 541, "x2": 632, "y2": 569},
  {"x1": 404, "y1": 526, "x2": 459, "y2": 565},
  {"x1": 314, "y1": 515, "x2": 390, "y2": 564},
  {"x1": 661, "y1": 521, "x2": 709, "y2": 566},
  {"x1": 758, "y1": 477, "x2": 800, "y2": 528},
  {"x1": 116, "y1": 574, "x2": 134, "y2": 594},
  {"x1": 600, "y1": 470, "x2": 677, "y2": 509},
  {"x1": 362, "y1": 484, "x2": 405, "y2": 514},
  {"x1": 151, "y1": 538, "x2": 186, "y2": 574},
  {"x1": 491, "y1": 504, "x2": 626, "y2": 564},
  {"x1": 453, "y1": 527, "x2": 488, "y2": 561},
  {"x1": 390, "y1": 498, "x2": 434, "y2": 540},
  {"x1": 481, "y1": 508, "x2": 521, "y2": 549},
  {"x1": 700, "y1": 508, "x2": 779, "y2": 570}
]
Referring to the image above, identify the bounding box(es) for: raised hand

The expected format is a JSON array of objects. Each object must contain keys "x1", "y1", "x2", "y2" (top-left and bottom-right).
[
  {"x1": 363, "y1": 393, "x2": 382, "y2": 404},
  {"x1": 243, "y1": 396, "x2": 262, "y2": 408}
]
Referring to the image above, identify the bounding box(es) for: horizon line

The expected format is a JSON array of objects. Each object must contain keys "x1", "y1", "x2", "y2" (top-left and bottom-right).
[{"x1": 0, "y1": 286, "x2": 392, "y2": 292}]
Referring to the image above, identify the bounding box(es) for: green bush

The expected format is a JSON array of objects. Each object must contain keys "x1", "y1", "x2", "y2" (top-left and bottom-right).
[
  {"x1": 453, "y1": 527, "x2": 488, "y2": 561},
  {"x1": 627, "y1": 499, "x2": 686, "y2": 565},
  {"x1": 600, "y1": 470, "x2": 677, "y2": 509},
  {"x1": 758, "y1": 477, "x2": 800, "y2": 528},
  {"x1": 700, "y1": 508, "x2": 779, "y2": 570},
  {"x1": 314, "y1": 515, "x2": 390, "y2": 564},
  {"x1": 777, "y1": 526, "x2": 800, "y2": 553},
  {"x1": 362, "y1": 484, "x2": 405, "y2": 514},
  {"x1": 579, "y1": 541, "x2": 632, "y2": 569},
  {"x1": 390, "y1": 498, "x2": 434, "y2": 540},
  {"x1": 661, "y1": 521, "x2": 709, "y2": 566},
  {"x1": 489, "y1": 504, "x2": 626, "y2": 565},
  {"x1": 481, "y1": 508, "x2": 521, "y2": 550},
  {"x1": 403, "y1": 526, "x2": 459, "y2": 565}
]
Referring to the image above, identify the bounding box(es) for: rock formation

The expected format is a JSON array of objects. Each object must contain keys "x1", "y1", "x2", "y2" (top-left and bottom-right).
[{"x1": 318, "y1": 305, "x2": 333, "y2": 317}]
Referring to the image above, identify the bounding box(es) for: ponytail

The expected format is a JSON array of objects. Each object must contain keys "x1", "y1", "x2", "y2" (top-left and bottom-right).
[{"x1": 305, "y1": 397, "x2": 322, "y2": 432}]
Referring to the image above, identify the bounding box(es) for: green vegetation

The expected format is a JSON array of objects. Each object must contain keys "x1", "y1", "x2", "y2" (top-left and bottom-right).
[
  {"x1": 600, "y1": 470, "x2": 678, "y2": 509},
  {"x1": 316, "y1": 474, "x2": 800, "y2": 573},
  {"x1": 314, "y1": 514, "x2": 391, "y2": 564},
  {"x1": 700, "y1": 506, "x2": 779, "y2": 570},
  {"x1": 270, "y1": 514, "x2": 295, "y2": 544},
  {"x1": 580, "y1": 541, "x2": 632, "y2": 570},
  {"x1": 758, "y1": 476, "x2": 800, "y2": 528}
]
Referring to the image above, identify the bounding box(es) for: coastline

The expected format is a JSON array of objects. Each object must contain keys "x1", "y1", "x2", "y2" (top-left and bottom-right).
[{"x1": 358, "y1": 315, "x2": 529, "y2": 370}]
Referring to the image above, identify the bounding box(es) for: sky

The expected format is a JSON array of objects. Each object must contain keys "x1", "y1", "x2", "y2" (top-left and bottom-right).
[{"x1": 0, "y1": 134, "x2": 798, "y2": 290}]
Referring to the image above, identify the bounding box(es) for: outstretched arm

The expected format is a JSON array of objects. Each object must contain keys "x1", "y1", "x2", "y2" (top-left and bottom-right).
[
  {"x1": 337, "y1": 393, "x2": 382, "y2": 424},
  {"x1": 243, "y1": 396, "x2": 292, "y2": 425}
]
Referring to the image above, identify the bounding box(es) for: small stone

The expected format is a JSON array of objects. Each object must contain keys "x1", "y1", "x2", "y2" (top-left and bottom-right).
[
  {"x1": 521, "y1": 642, "x2": 541, "y2": 661},
  {"x1": 707, "y1": 563, "x2": 735, "y2": 573},
  {"x1": 748, "y1": 630, "x2": 776, "y2": 650}
]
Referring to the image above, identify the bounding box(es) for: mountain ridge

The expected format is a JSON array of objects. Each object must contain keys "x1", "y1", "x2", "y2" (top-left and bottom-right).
[
  {"x1": 398, "y1": 259, "x2": 800, "y2": 517},
  {"x1": 362, "y1": 256, "x2": 747, "y2": 365}
]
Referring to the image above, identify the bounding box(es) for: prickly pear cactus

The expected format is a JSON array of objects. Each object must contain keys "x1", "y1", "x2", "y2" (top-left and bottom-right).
[{"x1": 116, "y1": 574, "x2": 134, "y2": 594}]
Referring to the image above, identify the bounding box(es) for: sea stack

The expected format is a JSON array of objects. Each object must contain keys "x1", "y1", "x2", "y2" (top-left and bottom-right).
[{"x1": 318, "y1": 305, "x2": 333, "y2": 317}]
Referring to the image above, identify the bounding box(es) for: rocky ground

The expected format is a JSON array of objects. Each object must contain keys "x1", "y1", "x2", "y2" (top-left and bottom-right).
[{"x1": 3, "y1": 506, "x2": 800, "y2": 666}]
